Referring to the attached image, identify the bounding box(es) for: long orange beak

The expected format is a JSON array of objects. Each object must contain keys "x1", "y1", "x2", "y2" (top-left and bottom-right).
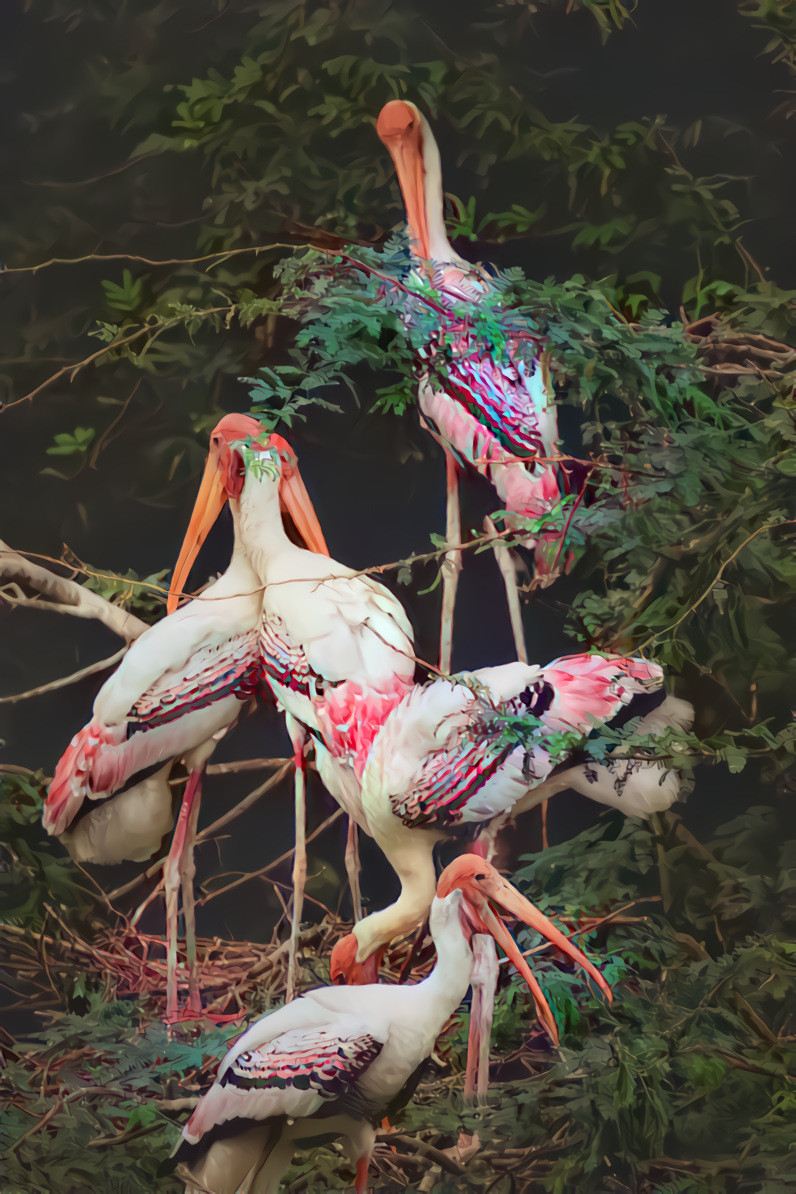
[
  {"x1": 439, "y1": 857, "x2": 612, "y2": 1045},
  {"x1": 167, "y1": 445, "x2": 228, "y2": 614},
  {"x1": 168, "y1": 429, "x2": 330, "y2": 614},
  {"x1": 377, "y1": 100, "x2": 431, "y2": 263},
  {"x1": 271, "y1": 435, "x2": 329, "y2": 558}
]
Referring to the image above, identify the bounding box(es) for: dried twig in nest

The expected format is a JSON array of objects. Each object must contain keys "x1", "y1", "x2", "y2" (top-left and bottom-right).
[
  {"x1": 683, "y1": 313, "x2": 796, "y2": 383},
  {"x1": 0, "y1": 916, "x2": 341, "y2": 1017}
]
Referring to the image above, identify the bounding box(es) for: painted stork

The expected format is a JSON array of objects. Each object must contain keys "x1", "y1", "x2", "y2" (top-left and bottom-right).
[
  {"x1": 331, "y1": 651, "x2": 692, "y2": 1090},
  {"x1": 175, "y1": 855, "x2": 610, "y2": 1193},
  {"x1": 44, "y1": 415, "x2": 328, "y2": 1021},
  {"x1": 169, "y1": 416, "x2": 417, "y2": 1000},
  {"x1": 377, "y1": 99, "x2": 573, "y2": 672}
]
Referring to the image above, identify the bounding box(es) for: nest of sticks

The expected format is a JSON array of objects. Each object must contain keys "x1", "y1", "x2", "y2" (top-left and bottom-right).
[{"x1": 0, "y1": 915, "x2": 340, "y2": 1019}]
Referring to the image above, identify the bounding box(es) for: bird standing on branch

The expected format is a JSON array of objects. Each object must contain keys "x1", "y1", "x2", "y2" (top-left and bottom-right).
[
  {"x1": 45, "y1": 414, "x2": 328, "y2": 1022},
  {"x1": 170, "y1": 415, "x2": 417, "y2": 1001},
  {"x1": 377, "y1": 99, "x2": 579, "y2": 671}
]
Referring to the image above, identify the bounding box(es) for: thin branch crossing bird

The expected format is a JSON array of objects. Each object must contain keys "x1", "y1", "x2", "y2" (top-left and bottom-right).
[{"x1": 169, "y1": 415, "x2": 417, "y2": 1002}]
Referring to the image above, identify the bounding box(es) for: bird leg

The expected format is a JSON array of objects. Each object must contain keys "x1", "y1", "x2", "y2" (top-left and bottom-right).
[
  {"x1": 457, "y1": 830, "x2": 504, "y2": 1159},
  {"x1": 164, "y1": 767, "x2": 203, "y2": 1022},
  {"x1": 286, "y1": 715, "x2": 307, "y2": 1003},
  {"x1": 355, "y1": 1156, "x2": 370, "y2": 1194},
  {"x1": 473, "y1": 936, "x2": 499, "y2": 1101},
  {"x1": 451, "y1": 935, "x2": 497, "y2": 1164},
  {"x1": 180, "y1": 792, "x2": 203, "y2": 1017},
  {"x1": 345, "y1": 817, "x2": 363, "y2": 923},
  {"x1": 439, "y1": 452, "x2": 462, "y2": 674},
  {"x1": 483, "y1": 515, "x2": 528, "y2": 664}
]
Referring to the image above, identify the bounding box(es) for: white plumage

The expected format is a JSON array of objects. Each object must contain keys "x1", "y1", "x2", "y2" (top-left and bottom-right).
[
  {"x1": 178, "y1": 858, "x2": 610, "y2": 1193},
  {"x1": 352, "y1": 653, "x2": 693, "y2": 968}
]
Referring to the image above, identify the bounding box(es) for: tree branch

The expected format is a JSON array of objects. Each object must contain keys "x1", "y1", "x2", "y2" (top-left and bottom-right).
[
  {"x1": 105, "y1": 762, "x2": 293, "y2": 903},
  {"x1": 375, "y1": 1131, "x2": 466, "y2": 1176},
  {"x1": 0, "y1": 542, "x2": 147, "y2": 642},
  {"x1": 0, "y1": 648, "x2": 127, "y2": 703},
  {"x1": 196, "y1": 807, "x2": 343, "y2": 907},
  {"x1": 634, "y1": 520, "x2": 793, "y2": 650}
]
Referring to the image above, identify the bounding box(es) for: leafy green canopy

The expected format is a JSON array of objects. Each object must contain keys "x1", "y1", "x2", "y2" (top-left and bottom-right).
[
  {"x1": 4, "y1": 0, "x2": 794, "y2": 438},
  {"x1": 251, "y1": 238, "x2": 794, "y2": 749}
]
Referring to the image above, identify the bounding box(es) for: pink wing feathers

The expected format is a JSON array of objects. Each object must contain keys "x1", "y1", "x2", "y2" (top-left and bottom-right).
[
  {"x1": 183, "y1": 1019, "x2": 384, "y2": 1144},
  {"x1": 259, "y1": 569, "x2": 415, "y2": 779},
  {"x1": 44, "y1": 628, "x2": 262, "y2": 836},
  {"x1": 417, "y1": 318, "x2": 572, "y2": 580},
  {"x1": 126, "y1": 628, "x2": 262, "y2": 731},
  {"x1": 378, "y1": 653, "x2": 665, "y2": 830},
  {"x1": 535, "y1": 652, "x2": 663, "y2": 732}
]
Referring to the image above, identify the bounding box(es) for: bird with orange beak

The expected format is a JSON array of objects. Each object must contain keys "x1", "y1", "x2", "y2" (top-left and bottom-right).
[
  {"x1": 377, "y1": 99, "x2": 575, "y2": 673},
  {"x1": 175, "y1": 856, "x2": 610, "y2": 1193},
  {"x1": 45, "y1": 415, "x2": 328, "y2": 1021},
  {"x1": 169, "y1": 415, "x2": 417, "y2": 1001}
]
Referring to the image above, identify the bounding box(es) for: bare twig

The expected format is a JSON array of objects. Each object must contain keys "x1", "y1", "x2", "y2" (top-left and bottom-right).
[
  {"x1": 205, "y1": 757, "x2": 290, "y2": 776},
  {"x1": 198, "y1": 811, "x2": 343, "y2": 902},
  {"x1": 10, "y1": 1086, "x2": 135, "y2": 1154},
  {"x1": 193, "y1": 762, "x2": 292, "y2": 845},
  {"x1": 376, "y1": 1131, "x2": 466, "y2": 1176},
  {"x1": 0, "y1": 648, "x2": 127, "y2": 704},
  {"x1": 3, "y1": 305, "x2": 233, "y2": 411},
  {"x1": 634, "y1": 520, "x2": 793, "y2": 650},
  {"x1": 196, "y1": 807, "x2": 344, "y2": 907},
  {"x1": 0, "y1": 242, "x2": 297, "y2": 277},
  {"x1": 106, "y1": 763, "x2": 293, "y2": 904},
  {"x1": 87, "y1": 1122, "x2": 161, "y2": 1149}
]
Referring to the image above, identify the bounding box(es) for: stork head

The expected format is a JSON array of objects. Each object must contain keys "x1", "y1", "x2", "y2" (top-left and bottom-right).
[
  {"x1": 377, "y1": 99, "x2": 436, "y2": 262},
  {"x1": 167, "y1": 414, "x2": 329, "y2": 614},
  {"x1": 437, "y1": 856, "x2": 613, "y2": 1045},
  {"x1": 329, "y1": 933, "x2": 386, "y2": 986}
]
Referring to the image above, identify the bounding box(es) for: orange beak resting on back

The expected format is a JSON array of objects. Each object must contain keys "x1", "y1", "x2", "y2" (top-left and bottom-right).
[
  {"x1": 377, "y1": 100, "x2": 432, "y2": 263},
  {"x1": 167, "y1": 416, "x2": 329, "y2": 615},
  {"x1": 438, "y1": 855, "x2": 612, "y2": 1045}
]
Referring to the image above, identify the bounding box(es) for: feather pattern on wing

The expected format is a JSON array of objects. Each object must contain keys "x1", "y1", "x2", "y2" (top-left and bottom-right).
[
  {"x1": 183, "y1": 1001, "x2": 386, "y2": 1144},
  {"x1": 366, "y1": 653, "x2": 668, "y2": 830},
  {"x1": 258, "y1": 559, "x2": 415, "y2": 775},
  {"x1": 127, "y1": 628, "x2": 261, "y2": 733},
  {"x1": 45, "y1": 558, "x2": 264, "y2": 840}
]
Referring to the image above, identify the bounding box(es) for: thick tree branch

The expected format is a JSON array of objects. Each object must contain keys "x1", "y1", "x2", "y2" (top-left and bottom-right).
[{"x1": 0, "y1": 542, "x2": 147, "y2": 642}]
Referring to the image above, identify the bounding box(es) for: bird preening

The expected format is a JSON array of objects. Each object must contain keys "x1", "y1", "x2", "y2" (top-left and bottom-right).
[
  {"x1": 175, "y1": 857, "x2": 612, "y2": 1194},
  {"x1": 40, "y1": 99, "x2": 696, "y2": 1192}
]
